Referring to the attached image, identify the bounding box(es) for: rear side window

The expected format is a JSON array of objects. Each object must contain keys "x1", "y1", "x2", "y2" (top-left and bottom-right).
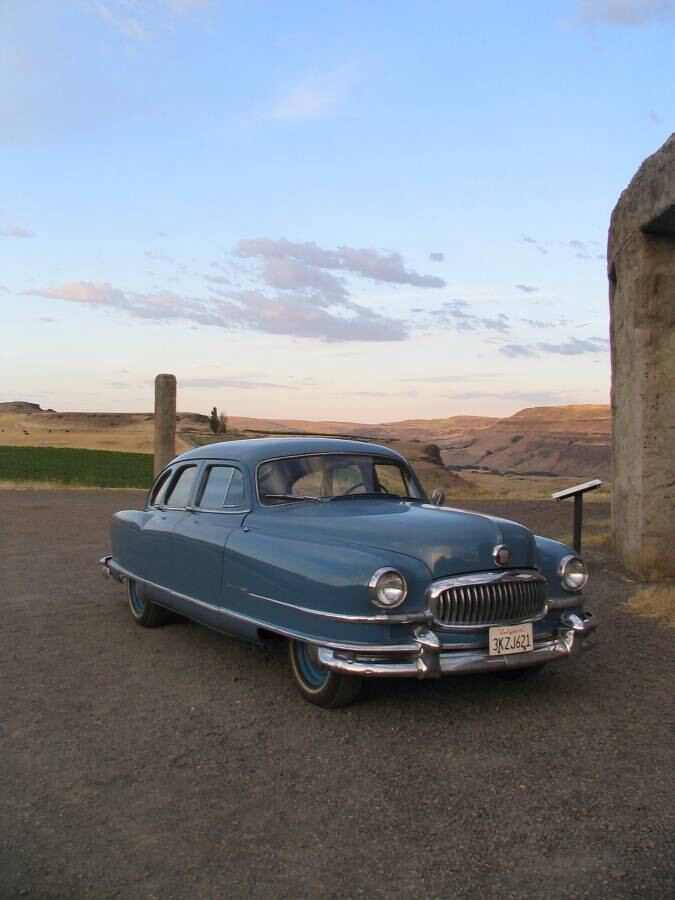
[
  {"x1": 164, "y1": 465, "x2": 198, "y2": 508},
  {"x1": 149, "y1": 468, "x2": 173, "y2": 506},
  {"x1": 197, "y1": 465, "x2": 246, "y2": 509}
]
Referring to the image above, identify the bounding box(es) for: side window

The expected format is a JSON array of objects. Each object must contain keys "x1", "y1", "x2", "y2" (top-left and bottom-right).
[
  {"x1": 225, "y1": 469, "x2": 245, "y2": 506},
  {"x1": 374, "y1": 462, "x2": 408, "y2": 496},
  {"x1": 197, "y1": 465, "x2": 246, "y2": 509},
  {"x1": 164, "y1": 465, "x2": 198, "y2": 508},
  {"x1": 149, "y1": 467, "x2": 173, "y2": 507}
]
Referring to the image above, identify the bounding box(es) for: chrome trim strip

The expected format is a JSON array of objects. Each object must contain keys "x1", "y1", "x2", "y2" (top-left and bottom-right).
[
  {"x1": 247, "y1": 591, "x2": 428, "y2": 624},
  {"x1": 317, "y1": 630, "x2": 576, "y2": 679},
  {"x1": 100, "y1": 558, "x2": 420, "y2": 653},
  {"x1": 184, "y1": 506, "x2": 253, "y2": 515},
  {"x1": 549, "y1": 595, "x2": 583, "y2": 609},
  {"x1": 427, "y1": 569, "x2": 548, "y2": 631}
]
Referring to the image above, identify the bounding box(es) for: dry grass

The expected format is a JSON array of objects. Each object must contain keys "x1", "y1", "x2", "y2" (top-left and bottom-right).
[
  {"x1": 624, "y1": 584, "x2": 675, "y2": 629},
  {"x1": 582, "y1": 530, "x2": 612, "y2": 548},
  {"x1": 455, "y1": 471, "x2": 612, "y2": 502}
]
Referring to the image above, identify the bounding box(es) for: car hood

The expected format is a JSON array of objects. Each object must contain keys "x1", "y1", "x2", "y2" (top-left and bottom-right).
[{"x1": 247, "y1": 499, "x2": 537, "y2": 579}]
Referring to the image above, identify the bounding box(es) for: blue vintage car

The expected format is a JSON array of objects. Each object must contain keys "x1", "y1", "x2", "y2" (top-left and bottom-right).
[{"x1": 100, "y1": 437, "x2": 597, "y2": 707}]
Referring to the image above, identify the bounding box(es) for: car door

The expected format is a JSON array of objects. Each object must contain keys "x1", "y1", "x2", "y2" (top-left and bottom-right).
[
  {"x1": 171, "y1": 462, "x2": 249, "y2": 607},
  {"x1": 139, "y1": 462, "x2": 201, "y2": 590}
]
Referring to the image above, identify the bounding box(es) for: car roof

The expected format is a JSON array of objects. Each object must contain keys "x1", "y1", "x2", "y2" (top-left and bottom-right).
[{"x1": 172, "y1": 437, "x2": 405, "y2": 469}]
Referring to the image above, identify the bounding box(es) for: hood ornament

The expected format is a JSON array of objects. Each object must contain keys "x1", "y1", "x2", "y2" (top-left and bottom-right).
[{"x1": 493, "y1": 544, "x2": 511, "y2": 567}]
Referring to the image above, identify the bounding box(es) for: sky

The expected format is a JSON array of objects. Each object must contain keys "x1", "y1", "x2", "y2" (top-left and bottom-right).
[{"x1": 1, "y1": 0, "x2": 673, "y2": 422}]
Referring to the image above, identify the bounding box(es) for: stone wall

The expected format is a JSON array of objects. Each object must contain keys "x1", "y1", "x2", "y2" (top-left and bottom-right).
[{"x1": 608, "y1": 134, "x2": 675, "y2": 578}]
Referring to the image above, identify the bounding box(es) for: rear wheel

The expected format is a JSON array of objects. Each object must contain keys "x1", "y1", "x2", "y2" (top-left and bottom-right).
[
  {"x1": 127, "y1": 578, "x2": 170, "y2": 628},
  {"x1": 288, "y1": 640, "x2": 362, "y2": 708}
]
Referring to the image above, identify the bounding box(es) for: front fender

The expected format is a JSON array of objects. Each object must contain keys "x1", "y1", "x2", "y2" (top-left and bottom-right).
[
  {"x1": 225, "y1": 528, "x2": 431, "y2": 615},
  {"x1": 220, "y1": 528, "x2": 432, "y2": 646}
]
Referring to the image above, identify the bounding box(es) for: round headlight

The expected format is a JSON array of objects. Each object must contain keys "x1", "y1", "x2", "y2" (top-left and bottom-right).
[
  {"x1": 369, "y1": 568, "x2": 407, "y2": 609},
  {"x1": 558, "y1": 555, "x2": 588, "y2": 591}
]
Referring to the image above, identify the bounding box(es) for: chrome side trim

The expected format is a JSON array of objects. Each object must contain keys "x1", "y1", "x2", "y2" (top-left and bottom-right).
[
  {"x1": 184, "y1": 506, "x2": 253, "y2": 515},
  {"x1": 247, "y1": 591, "x2": 428, "y2": 624},
  {"x1": 100, "y1": 558, "x2": 420, "y2": 654}
]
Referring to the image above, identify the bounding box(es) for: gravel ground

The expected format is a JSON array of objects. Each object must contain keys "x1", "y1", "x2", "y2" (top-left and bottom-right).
[{"x1": 1, "y1": 490, "x2": 673, "y2": 899}]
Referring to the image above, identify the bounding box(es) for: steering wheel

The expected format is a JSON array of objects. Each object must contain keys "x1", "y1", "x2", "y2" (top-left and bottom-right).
[{"x1": 337, "y1": 481, "x2": 368, "y2": 496}]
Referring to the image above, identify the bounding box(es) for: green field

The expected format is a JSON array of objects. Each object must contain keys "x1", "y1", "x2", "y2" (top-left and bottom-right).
[{"x1": 0, "y1": 445, "x2": 153, "y2": 489}]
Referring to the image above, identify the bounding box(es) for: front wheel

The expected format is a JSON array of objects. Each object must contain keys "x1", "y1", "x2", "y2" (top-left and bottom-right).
[
  {"x1": 127, "y1": 578, "x2": 170, "y2": 628},
  {"x1": 288, "y1": 640, "x2": 362, "y2": 708}
]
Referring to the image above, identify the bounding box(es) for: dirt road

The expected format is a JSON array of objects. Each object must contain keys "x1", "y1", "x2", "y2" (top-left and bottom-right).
[{"x1": 1, "y1": 491, "x2": 672, "y2": 898}]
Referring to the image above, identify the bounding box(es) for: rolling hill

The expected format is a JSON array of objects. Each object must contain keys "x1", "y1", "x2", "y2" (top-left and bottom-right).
[
  {"x1": 440, "y1": 405, "x2": 611, "y2": 480},
  {"x1": 0, "y1": 401, "x2": 611, "y2": 482}
]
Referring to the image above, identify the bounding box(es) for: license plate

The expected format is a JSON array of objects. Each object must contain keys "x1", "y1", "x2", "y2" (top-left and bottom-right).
[{"x1": 489, "y1": 623, "x2": 533, "y2": 656}]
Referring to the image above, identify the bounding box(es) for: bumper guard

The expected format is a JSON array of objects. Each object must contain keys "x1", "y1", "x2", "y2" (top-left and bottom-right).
[{"x1": 317, "y1": 611, "x2": 597, "y2": 679}]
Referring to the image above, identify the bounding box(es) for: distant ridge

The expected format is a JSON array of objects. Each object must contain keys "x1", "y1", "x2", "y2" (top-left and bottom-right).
[
  {"x1": 0, "y1": 401, "x2": 611, "y2": 479},
  {"x1": 441, "y1": 405, "x2": 611, "y2": 479}
]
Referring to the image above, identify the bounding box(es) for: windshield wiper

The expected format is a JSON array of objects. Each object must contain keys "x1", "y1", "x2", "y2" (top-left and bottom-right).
[{"x1": 264, "y1": 493, "x2": 324, "y2": 503}]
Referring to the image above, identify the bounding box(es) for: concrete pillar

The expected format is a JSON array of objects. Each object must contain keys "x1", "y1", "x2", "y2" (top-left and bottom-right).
[
  {"x1": 154, "y1": 373, "x2": 176, "y2": 476},
  {"x1": 608, "y1": 134, "x2": 675, "y2": 578}
]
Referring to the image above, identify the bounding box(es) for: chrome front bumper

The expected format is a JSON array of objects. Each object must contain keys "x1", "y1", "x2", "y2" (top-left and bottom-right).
[{"x1": 317, "y1": 611, "x2": 597, "y2": 679}]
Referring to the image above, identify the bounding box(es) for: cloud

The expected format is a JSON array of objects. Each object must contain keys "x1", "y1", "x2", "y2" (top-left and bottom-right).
[
  {"x1": 341, "y1": 390, "x2": 419, "y2": 398},
  {"x1": 179, "y1": 377, "x2": 301, "y2": 391},
  {"x1": 536, "y1": 336, "x2": 610, "y2": 354},
  {"x1": 574, "y1": 1, "x2": 675, "y2": 27},
  {"x1": 166, "y1": 0, "x2": 215, "y2": 11},
  {"x1": 499, "y1": 343, "x2": 538, "y2": 358},
  {"x1": 402, "y1": 372, "x2": 506, "y2": 383},
  {"x1": 38, "y1": 316, "x2": 58, "y2": 322},
  {"x1": 442, "y1": 389, "x2": 568, "y2": 403},
  {"x1": 519, "y1": 234, "x2": 548, "y2": 255},
  {"x1": 91, "y1": 0, "x2": 215, "y2": 40},
  {"x1": 0, "y1": 284, "x2": 10, "y2": 293},
  {"x1": 429, "y1": 252, "x2": 445, "y2": 262},
  {"x1": 204, "y1": 274, "x2": 230, "y2": 285},
  {"x1": 422, "y1": 300, "x2": 510, "y2": 334},
  {"x1": 499, "y1": 336, "x2": 609, "y2": 358},
  {"x1": 236, "y1": 238, "x2": 445, "y2": 288},
  {"x1": 2, "y1": 223, "x2": 35, "y2": 238},
  {"x1": 24, "y1": 279, "x2": 408, "y2": 343},
  {"x1": 93, "y1": 2, "x2": 148, "y2": 40},
  {"x1": 515, "y1": 284, "x2": 538, "y2": 293},
  {"x1": 271, "y1": 65, "x2": 355, "y2": 121},
  {"x1": 145, "y1": 250, "x2": 173, "y2": 262},
  {"x1": 521, "y1": 318, "x2": 557, "y2": 329},
  {"x1": 261, "y1": 257, "x2": 348, "y2": 301}
]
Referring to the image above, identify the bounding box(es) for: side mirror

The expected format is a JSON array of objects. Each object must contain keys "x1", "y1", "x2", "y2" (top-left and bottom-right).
[{"x1": 431, "y1": 488, "x2": 446, "y2": 507}]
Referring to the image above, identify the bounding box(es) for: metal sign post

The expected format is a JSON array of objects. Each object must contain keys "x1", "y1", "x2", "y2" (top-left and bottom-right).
[{"x1": 551, "y1": 479, "x2": 603, "y2": 554}]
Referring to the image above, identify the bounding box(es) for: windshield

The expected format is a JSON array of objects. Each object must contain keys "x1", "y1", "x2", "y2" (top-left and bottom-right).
[{"x1": 257, "y1": 453, "x2": 424, "y2": 505}]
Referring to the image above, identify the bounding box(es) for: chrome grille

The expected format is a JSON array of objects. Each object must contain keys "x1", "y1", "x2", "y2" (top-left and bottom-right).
[{"x1": 432, "y1": 573, "x2": 547, "y2": 627}]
